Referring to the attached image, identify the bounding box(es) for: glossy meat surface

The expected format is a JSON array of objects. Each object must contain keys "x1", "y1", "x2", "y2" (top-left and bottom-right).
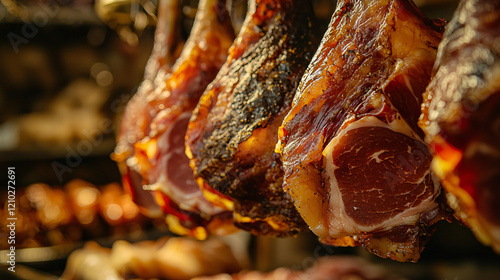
[
  {"x1": 186, "y1": 0, "x2": 320, "y2": 236},
  {"x1": 420, "y1": 0, "x2": 500, "y2": 252},
  {"x1": 277, "y1": 0, "x2": 445, "y2": 261},
  {"x1": 114, "y1": 0, "x2": 183, "y2": 218},
  {"x1": 114, "y1": 0, "x2": 236, "y2": 237}
]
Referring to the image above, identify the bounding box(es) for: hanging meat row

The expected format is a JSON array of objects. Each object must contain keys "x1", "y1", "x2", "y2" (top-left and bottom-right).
[{"x1": 114, "y1": 0, "x2": 500, "y2": 262}]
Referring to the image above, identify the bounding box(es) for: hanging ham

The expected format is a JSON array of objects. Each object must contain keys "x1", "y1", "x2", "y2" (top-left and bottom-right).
[
  {"x1": 186, "y1": 0, "x2": 320, "y2": 237},
  {"x1": 420, "y1": 0, "x2": 500, "y2": 253},
  {"x1": 276, "y1": 0, "x2": 447, "y2": 261},
  {"x1": 113, "y1": 0, "x2": 236, "y2": 238}
]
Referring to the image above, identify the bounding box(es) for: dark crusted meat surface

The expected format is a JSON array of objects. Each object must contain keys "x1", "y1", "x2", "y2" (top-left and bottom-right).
[{"x1": 186, "y1": 0, "x2": 320, "y2": 237}]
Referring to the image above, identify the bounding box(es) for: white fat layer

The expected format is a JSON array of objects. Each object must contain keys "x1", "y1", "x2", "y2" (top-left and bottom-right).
[
  {"x1": 322, "y1": 116, "x2": 439, "y2": 237},
  {"x1": 148, "y1": 112, "x2": 225, "y2": 216}
]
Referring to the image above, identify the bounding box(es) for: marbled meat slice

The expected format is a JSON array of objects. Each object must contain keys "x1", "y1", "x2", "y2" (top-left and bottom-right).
[
  {"x1": 420, "y1": 0, "x2": 500, "y2": 253},
  {"x1": 186, "y1": 0, "x2": 320, "y2": 237},
  {"x1": 114, "y1": 0, "x2": 236, "y2": 238},
  {"x1": 276, "y1": 0, "x2": 447, "y2": 262}
]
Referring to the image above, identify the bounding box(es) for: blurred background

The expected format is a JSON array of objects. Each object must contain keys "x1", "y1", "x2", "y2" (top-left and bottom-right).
[{"x1": 1, "y1": 0, "x2": 500, "y2": 279}]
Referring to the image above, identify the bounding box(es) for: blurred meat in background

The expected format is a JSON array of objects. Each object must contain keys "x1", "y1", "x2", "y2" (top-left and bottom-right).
[{"x1": 0, "y1": 179, "x2": 163, "y2": 250}]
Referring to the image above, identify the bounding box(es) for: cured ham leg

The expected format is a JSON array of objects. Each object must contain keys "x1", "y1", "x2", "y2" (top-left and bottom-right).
[
  {"x1": 114, "y1": 0, "x2": 236, "y2": 238},
  {"x1": 276, "y1": 0, "x2": 446, "y2": 261},
  {"x1": 186, "y1": 0, "x2": 320, "y2": 237},
  {"x1": 114, "y1": 0, "x2": 183, "y2": 218},
  {"x1": 420, "y1": 0, "x2": 500, "y2": 252}
]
